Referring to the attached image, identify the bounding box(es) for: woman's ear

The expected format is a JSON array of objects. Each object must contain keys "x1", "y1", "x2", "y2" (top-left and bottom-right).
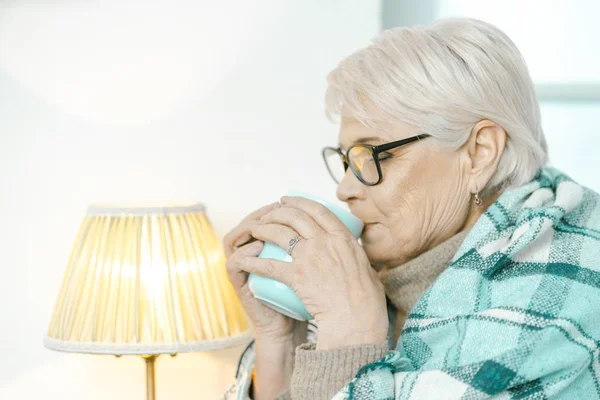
[{"x1": 465, "y1": 119, "x2": 507, "y2": 193}]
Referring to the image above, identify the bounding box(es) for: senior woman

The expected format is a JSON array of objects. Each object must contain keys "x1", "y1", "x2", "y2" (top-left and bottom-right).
[{"x1": 223, "y1": 18, "x2": 600, "y2": 400}]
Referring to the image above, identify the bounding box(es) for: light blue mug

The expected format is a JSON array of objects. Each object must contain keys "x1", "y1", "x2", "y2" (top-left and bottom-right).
[{"x1": 247, "y1": 191, "x2": 364, "y2": 321}]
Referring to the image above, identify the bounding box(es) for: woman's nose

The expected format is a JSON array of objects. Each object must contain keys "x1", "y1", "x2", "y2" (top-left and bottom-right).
[{"x1": 336, "y1": 169, "x2": 366, "y2": 203}]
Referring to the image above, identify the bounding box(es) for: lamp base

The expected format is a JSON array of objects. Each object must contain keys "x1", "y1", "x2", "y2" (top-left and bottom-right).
[{"x1": 142, "y1": 355, "x2": 158, "y2": 400}]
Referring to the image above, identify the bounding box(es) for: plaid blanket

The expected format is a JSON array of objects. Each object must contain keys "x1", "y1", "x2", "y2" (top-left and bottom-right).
[
  {"x1": 333, "y1": 167, "x2": 600, "y2": 399},
  {"x1": 224, "y1": 167, "x2": 600, "y2": 399}
]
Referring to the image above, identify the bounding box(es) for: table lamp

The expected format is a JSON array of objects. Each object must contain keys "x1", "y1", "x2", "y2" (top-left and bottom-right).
[{"x1": 44, "y1": 202, "x2": 252, "y2": 400}]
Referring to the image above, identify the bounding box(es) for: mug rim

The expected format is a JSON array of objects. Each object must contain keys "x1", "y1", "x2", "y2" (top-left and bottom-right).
[{"x1": 285, "y1": 190, "x2": 364, "y2": 231}]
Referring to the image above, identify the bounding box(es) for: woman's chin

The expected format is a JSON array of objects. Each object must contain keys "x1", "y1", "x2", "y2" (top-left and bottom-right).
[
  {"x1": 360, "y1": 225, "x2": 412, "y2": 267},
  {"x1": 361, "y1": 222, "x2": 382, "y2": 241},
  {"x1": 360, "y1": 224, "x2": 387, "y2": 263}
]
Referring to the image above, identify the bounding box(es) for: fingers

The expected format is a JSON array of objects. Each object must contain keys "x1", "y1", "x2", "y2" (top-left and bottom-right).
[
  {"x1": 225, "y1": 240, "x2": 264, "y2": 288},
  {"x1": 246, "y1": 201, "x2": 282, "y2": 220},
  {"x1": 280, "y1": 196, "x2": 348, "y2": 235},
  {"x1": 260, "y1": 207, "x2": 324, "y2": 239},
  {"x1": 223, "y1": 202, "x2": 281, "y2": 258},
  {"x1": 251, "y1": 223, "x2": 300, "y2": 252},
  {"x1": 234, "y1": 252, "x2": 294, "y2": 286},
  {"x1": 223, "y1": 220, "x2": 255, "y2": 259}
]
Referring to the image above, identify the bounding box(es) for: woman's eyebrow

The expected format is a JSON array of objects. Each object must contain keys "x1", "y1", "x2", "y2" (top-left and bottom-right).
[
  {"x1": 338, "y1": 136, "x2": 383, "y2": 149},
  {"x1": 355, "y1": 136, "x2": 383, "y2": 144}
]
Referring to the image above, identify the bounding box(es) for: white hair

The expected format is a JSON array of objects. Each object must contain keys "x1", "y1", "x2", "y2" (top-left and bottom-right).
[{"x1": 326, "y1": 18, "x2": 548, "y2": 195}]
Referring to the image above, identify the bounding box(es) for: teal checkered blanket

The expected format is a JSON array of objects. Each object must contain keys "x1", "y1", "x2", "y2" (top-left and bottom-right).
[{"x1": 333, "y1": 167, "x2": 600, "y2": 399}]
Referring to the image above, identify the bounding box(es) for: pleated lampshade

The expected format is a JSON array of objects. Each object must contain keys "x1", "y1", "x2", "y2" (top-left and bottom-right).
[{"x1": 44, "y1": 202, "x2": 252, "y2": 355}]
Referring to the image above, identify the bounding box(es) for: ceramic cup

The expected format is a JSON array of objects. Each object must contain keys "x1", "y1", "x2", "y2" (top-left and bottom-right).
[{"x1": 247, "y1": 190, "x2": 364, "y2": 320}]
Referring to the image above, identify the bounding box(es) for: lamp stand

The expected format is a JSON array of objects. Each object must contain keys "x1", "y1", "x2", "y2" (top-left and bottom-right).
[{"x1": 143, "y1": 355, "x2": 158, "y2": 400}]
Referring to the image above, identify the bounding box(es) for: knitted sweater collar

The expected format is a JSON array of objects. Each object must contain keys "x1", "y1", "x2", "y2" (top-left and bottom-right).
[{"x1": 378, "y1": 231, "x2": 469, "y2": 315}]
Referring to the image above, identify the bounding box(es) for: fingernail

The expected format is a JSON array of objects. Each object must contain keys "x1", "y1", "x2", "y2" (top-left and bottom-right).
[{"x1": 280, "y1": 196, "x2": 288, "y2": 204}]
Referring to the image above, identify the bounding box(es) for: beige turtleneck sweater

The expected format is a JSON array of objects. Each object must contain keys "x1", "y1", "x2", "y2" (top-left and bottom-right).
[{"x1": 269, "y1": 231, "x2": 468, "y2": 400}]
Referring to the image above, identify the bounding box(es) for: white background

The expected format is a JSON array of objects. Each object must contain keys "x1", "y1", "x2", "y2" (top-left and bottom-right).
[{"x1": 0, "y1": 1, "x2": 598, "y2": 399}]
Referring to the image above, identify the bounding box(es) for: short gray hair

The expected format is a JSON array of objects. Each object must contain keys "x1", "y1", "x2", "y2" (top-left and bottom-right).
[{"x1": 326, "y1": 18, "x2": 548, "y2": 194}]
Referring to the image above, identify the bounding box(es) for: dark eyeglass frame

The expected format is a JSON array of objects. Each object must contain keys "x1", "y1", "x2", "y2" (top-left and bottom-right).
[{"x1": 322, "y1": 134, "x2": 431, "y2": 186}]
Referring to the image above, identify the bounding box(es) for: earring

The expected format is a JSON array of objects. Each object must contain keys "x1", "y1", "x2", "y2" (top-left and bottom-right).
[{"x1": 474, "y1": 183, "x2": 483, "y2": 207}]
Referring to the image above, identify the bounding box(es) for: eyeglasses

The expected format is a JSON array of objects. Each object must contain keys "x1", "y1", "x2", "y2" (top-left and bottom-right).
[{"x1": 322, "y1": 134, "x2": 430, "y2": 186}]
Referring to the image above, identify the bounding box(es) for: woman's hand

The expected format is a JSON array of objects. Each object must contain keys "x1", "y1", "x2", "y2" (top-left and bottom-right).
[
  {"x1": 240, "y1": 196, "x2": 389, "y2": 350},
  {"x1": 223, "y1": 202, "x2": 280, "y2": 259},
  {"x1": 224, "y1": 202, "x2": 300, "y2": 340}
]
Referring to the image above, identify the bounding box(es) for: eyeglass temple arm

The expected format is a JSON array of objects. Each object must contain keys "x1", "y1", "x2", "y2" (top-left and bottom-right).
[{"x1": 374, "y1": 134, "x2": 431, "y2": 153}]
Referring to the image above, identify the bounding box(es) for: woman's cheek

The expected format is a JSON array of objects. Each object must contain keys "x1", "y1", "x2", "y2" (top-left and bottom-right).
[{"x1": 387, "y1": 195, "x2": 430, "y2": 260}]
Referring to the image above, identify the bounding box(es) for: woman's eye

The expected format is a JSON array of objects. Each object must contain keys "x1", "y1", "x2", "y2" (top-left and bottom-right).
[{"x1": 377, "y1": 152, "x2": 393, "y2": 162}]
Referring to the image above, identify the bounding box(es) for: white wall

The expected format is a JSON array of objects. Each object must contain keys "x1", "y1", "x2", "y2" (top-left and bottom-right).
[
  {"x1": 0, "y1": 1, "x2": 380, "y2": 398},
  {"x1": 437, "y1": 0, "x2": 600, "y2": 83}
]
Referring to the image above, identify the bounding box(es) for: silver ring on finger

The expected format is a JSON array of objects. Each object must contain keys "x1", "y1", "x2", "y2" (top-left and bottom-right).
[{"x1": 287, "y1": 235, "x2": 302, "y2": 256}]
